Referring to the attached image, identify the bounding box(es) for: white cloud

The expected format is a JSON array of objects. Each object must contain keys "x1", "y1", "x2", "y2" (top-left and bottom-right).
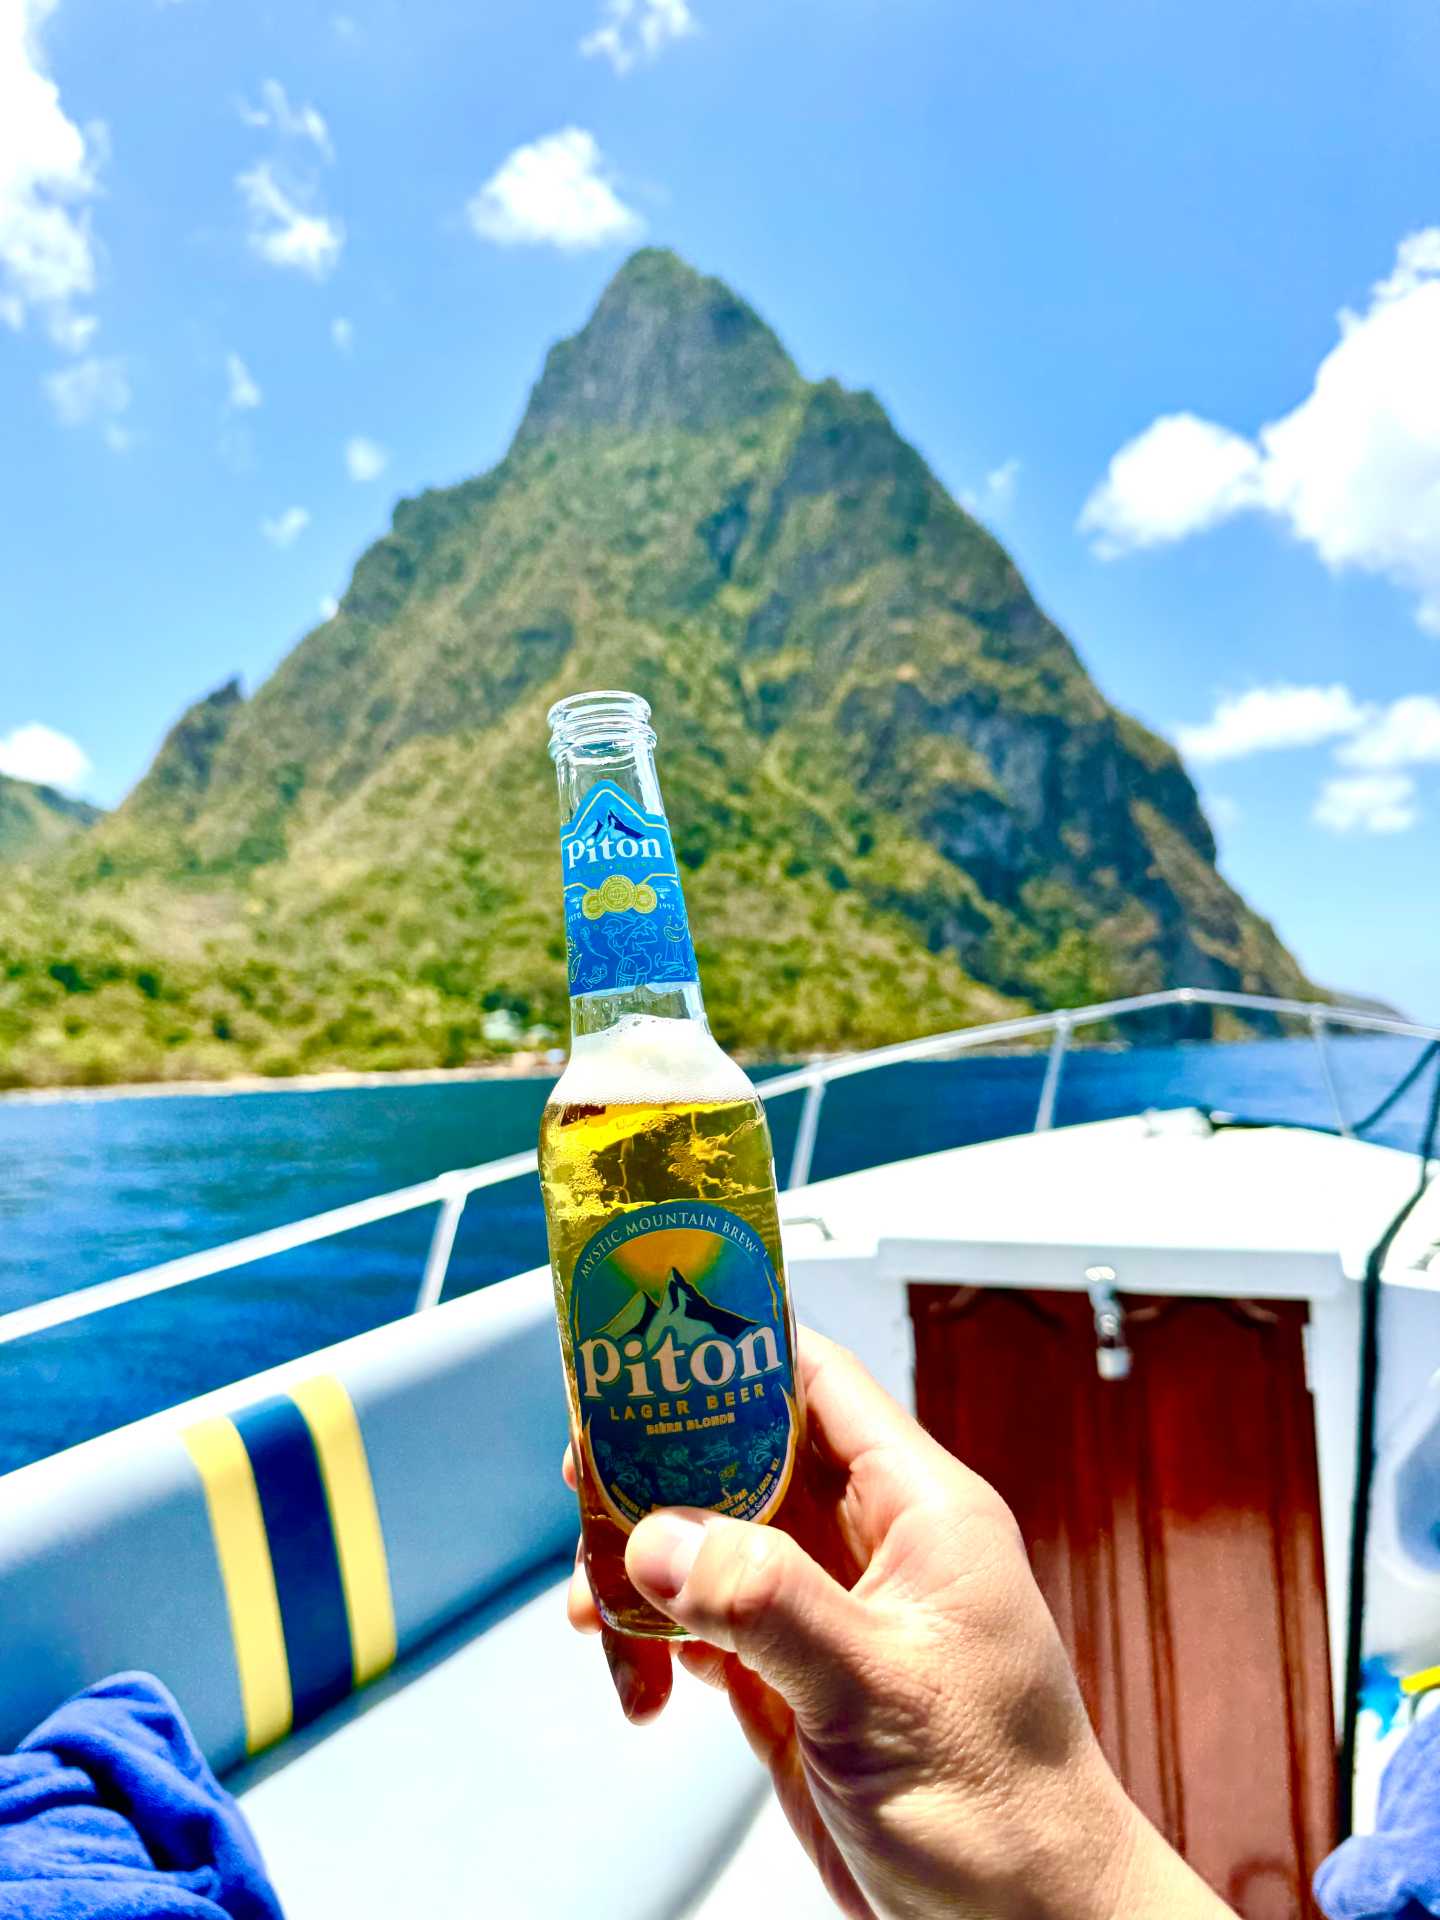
[
  {"x1": 261, "y1": 505, "x2": 309, "y2": 547},
  {"x1": 344, "y1": 434, "x2": 387, "y2": 481},
  {"x1": 330, "y1": 315, "x2": 353, "y2": 353},
  {"x1": 44, "y1": 352, "x2": 130, "y2": 447},
  {"x1": 0, "y1": 0, "x2": 100, "y2": 332},
  {"x1": 237, "y1": 160, "x2": 343, "y2": 278},
  {"x1": 1080, "y1": 228, "x2": 1440, "y2": 632},
  {"x1": 962, "y1": 456, "x2": 1021, "y2": 516},
  {"x1": 319, "y1": 593, "x2": 339, "y2": 620},
  {"x1": 237, "y1": 79, "x2": 333, "y2": 161},
  {"x1": 580, "y1": 0, "x2": 698, "y2": 74},
  {"x1": 1337, "y1": 694, "x2": 1440, "y2": 770},
  {"x1": 1313, "y1": 773, "x2": 1419, "y2": 835},
  {"x1": 1175, "y1": 684, "x2": 1372, "y2": 765},
  {"x1": 0, "y1": 720, "x2": 91, "y2": 793},
  {"x1": 1079, "y1": 414, "x2": 1263, "y2": 556},
  {"x1": 48, "y1": 307, "x2": 96, "y2": 351},
  {"x1": 466, "y1": 128, "x2": 642, "y2": 252},
  {"x1": 225, "y1": 350, "x2": 261, "y2": 411}
]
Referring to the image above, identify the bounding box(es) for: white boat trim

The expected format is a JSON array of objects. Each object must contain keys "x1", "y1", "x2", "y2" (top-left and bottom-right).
[{"x1": 1, "y1": 987, "x2": 1434, "y2": 1353}]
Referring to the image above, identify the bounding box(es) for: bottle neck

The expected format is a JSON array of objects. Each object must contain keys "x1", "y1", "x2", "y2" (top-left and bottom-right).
[{"x1": 552, "y1": 729, "x2": 706, "y2": 1042}]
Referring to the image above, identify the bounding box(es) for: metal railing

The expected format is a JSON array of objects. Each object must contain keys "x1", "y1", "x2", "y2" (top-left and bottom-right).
[{"x1": 3, "y1": 988, "x2": 1435, "y2": 1351}]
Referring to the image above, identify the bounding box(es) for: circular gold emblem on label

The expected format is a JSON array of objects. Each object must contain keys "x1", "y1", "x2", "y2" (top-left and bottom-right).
[
  {"x1": 581, "y1": 889, "x2": 605, "y2": 921},
  {"x1": 632, "y1": 883, "x2": 657, "y2": 914},
  {"x1": 600, "y1": 874, "x2": 635, "y2": 912}
]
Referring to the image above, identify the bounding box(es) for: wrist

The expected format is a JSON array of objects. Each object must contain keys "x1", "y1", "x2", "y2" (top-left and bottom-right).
[
  {"x1": 1005, "y1": 1756, "x2": 1232, "y2": 1920},
  {"x1": 1100, "y1": 1803, "x2": 1236, "y2": 1920}
]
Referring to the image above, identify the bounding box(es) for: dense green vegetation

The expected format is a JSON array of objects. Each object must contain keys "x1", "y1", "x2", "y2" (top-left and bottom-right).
[
  {"x1": 0, "y1": 250, "x2": 1313, "y2": 1087},
  {"x1": 0, "y1": 774, "x2": 102, "y2": 865}
]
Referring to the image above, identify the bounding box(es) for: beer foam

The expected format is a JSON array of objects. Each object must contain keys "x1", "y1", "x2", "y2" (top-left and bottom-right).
[{"x1": 549, "y1": 1014, "x2": 754, "y2": 1108}]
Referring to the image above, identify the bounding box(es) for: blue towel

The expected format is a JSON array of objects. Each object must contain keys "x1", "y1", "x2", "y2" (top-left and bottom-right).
[
  {"x1": 1318, "y1": 1709, "x2": 1440, "y2": 1918},
  {"x1": 0, "y1": 1674, "x2": 282, "y2": 1920}
]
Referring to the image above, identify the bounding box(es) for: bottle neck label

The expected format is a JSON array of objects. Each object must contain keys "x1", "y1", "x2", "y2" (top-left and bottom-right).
[
  {"x1": 569, "y1": 1199, "x2": 798, "y2": 1530},
  {"x1": 559, "y1": 779, "x2": 699, "y2": 999}
]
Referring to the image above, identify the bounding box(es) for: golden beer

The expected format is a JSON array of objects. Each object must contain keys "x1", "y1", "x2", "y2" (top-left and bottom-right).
[{"x1": 540, "y1": 691, "x2": 807, "y2": 1637}]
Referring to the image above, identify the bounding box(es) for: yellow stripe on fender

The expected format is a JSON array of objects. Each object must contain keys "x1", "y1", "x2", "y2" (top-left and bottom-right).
[
  {"x1": 289, "y1": 1376, "x2": 397, "y2": 1687},
  {"x1": 181, "y1": 1416, "x2": 293, "y2": 1754}
]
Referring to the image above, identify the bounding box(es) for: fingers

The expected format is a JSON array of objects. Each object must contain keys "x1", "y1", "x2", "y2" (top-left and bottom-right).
[
  {"x1": 562, "y1": 1444, "x2": 577, "y2": 1492},
  {"x1": 568, "y1": 1541, "x2": 674, "y2": 1721},
  {"x1": 626, "y1": 1508, "x2": 870, "y2": 1729},
  {"x1": 601, "y1": 1627, "x2": 673, "y2": 1725},
  {"x1": 797, "y1": 1327, "x2": 948, "y2": 1484},
  {"x1": 675, "y1": 1638, "x2": 729, "y2": 1690},
  {"x1": 796, "y1": 1327, "x2": 1009, "y2": 1562},
  {"x1": 567, "y1": 1539, "x2": 601, "y2": 1634}
]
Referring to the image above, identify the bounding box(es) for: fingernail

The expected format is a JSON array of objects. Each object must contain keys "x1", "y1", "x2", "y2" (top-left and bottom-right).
[{"x1": 629, "y1": 1512, "x2": 706, "y2": 1600}]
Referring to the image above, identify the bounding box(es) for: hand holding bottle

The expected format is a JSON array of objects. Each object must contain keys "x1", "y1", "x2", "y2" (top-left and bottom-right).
[{"x1": 566, "y1": 1327, "x2": 1237, "y2": 1920}]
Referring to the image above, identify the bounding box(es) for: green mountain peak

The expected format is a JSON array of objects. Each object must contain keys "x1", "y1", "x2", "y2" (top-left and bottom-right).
[
  {"x1": 122, "y1": 677, "x2": 246, "y2": 830},
  {"x1": 516, "y1": 246, "x2": 802, "y2": 444},
  {"x1": 1, "y1": 249, "x2": 1318, "y2": 1087}
]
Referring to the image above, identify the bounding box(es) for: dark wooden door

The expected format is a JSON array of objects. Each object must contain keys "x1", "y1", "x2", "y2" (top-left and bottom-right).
[{"x1": 909, "y1": 1285, "x2": 1336, "y2": 1918}]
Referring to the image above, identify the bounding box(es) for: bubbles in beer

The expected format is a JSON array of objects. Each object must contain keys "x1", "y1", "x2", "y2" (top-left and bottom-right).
[{"x1": 540, "y1": 1017, "x2": 796, "y2": 1638}]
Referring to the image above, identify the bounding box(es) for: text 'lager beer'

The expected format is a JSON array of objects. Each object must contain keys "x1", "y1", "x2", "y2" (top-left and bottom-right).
[{"x1": 539, "y1": 689, "x2": 807, "y2": 1637}]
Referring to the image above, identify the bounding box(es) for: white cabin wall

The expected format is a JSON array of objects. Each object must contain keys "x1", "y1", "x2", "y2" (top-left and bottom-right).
[
  {"x1": 1308, "y1": 1288, "x2": 1362, "y2": 1719},
  {"x1": 1374, "y1": 1286, "x2": 1440, "y2": 1461},
  {"x1": 787, "y1": 1253, "x2": 916, "y2": 1413},
  {"x1": 1261, "y1": 1281, "x2": 1440, "y2": 1717},
  {"x1": 1360, "y1": 1285, "x2": 1440, "y2": 1668}
]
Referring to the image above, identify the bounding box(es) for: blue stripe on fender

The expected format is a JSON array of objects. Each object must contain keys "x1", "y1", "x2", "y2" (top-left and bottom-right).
[{"x1": 233, "y1": 1394, "x2": 353, "y2": 1729}]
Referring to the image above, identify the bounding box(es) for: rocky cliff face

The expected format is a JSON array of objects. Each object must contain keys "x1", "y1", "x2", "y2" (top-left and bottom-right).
[{"x1": 3, "y1": 249, "x2": 1312, "y2": 1085}]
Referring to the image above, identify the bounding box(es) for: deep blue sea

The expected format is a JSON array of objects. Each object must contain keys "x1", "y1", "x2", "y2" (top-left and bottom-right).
[{"x1": 0, "y1": 1034, "x2": 1434, "y2": 1474}]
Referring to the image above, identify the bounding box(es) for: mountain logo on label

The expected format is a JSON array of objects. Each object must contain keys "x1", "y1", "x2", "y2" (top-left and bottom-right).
[
  {"x1": 601, "y1": 1266, "x2": 757, "y2": 1349},
  {"x1": 588, "y1": 806, "x2": 645, "y2": 841}
]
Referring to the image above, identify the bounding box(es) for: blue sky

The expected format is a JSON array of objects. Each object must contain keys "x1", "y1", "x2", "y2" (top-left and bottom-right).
[{"x1": 2, "y1": 0, "x2": 1437, "y2": 1016}]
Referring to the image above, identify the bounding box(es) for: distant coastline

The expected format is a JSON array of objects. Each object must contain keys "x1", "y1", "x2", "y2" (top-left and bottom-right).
[
  {"x1": 0, "y1": 1031, "x2": 1217, "y2": 1106},
  {"x1": 0, "y1": 1057, "x2": 566, "y2": 1105}
]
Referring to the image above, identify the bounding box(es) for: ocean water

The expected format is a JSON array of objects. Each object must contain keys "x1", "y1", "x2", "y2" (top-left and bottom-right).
[{"x1": 0, "y1": 1034, "x2": 1433, "y2": 1474}]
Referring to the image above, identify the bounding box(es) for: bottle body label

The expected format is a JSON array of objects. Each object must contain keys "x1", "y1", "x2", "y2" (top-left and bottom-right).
[
  {"x1": 559, "y1": 780, "x2": 698, "y2": 998},
  {"x1": 568, "y1": 1198, "x2": 797, "y2": 1529}
]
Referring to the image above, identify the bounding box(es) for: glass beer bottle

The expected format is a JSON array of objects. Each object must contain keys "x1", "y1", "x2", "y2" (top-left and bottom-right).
[{"x1": 539, "y1": 689, "x2": 807, "y2": 1638}]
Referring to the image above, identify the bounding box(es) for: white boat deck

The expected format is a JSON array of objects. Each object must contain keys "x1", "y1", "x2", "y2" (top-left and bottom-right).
[
  {"x1": 784, "y1": 1109, "x2": 1430, "y2": 1294},
  {"x1": 4, "y1": 992, "x2": 1437, "y2": 1918},
  {"x1": 237, "y1": 1571, "x2": 838, "y2": 1920},
  {"x1": 235, "y1": 1108, "x2": 1440, "y2": 1920}
]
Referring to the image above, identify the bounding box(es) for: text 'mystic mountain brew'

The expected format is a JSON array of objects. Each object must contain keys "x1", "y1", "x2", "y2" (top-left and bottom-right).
[{"x1": 539, "y1": 690, "x2": 807, "y2": 1637}]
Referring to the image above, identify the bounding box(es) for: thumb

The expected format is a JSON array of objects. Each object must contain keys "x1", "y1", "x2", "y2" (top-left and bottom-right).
[{"x1": 626, "y1": 1509, "x2": 866, "y2": 1721}]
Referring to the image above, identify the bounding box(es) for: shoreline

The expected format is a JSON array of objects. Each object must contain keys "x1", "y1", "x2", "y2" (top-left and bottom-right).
[
  {"x1": 0, "y1": 1058, "x2": 568, "y2": 1106},
  {"x1": 0, "y1": 1030, "x2": 1278, "y2": 1107},
  {"x1": 9, "y1": 1019, "x2": 1392, "y2": 1110}
]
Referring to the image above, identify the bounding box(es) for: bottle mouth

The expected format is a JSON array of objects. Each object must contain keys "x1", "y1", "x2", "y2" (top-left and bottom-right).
[{"x1": 547, "y1": 689, "x2": 656, "y2": 760}]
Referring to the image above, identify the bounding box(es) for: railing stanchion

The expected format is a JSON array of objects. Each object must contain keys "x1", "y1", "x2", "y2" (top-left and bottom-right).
[
  {"x1": 1035, "y1": 1016, "x2": 1072, "y2": 1132},
  {"x1": 4, "y1": 992, "x2": 1437, "y2": 1351},
  {"x1": 415, "y1": 1185, "x2": 467, "y2": 1312},
  {"x1": 788, "y1": 1079, "x2": 828, "y2": 1190},
  {"x1": 1312, "y1": 1011, "x2": 1352, "y2": 1139}
]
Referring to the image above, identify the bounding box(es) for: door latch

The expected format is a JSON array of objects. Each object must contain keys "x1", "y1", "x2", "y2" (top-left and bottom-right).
[{"x1": 1085, "y1": 1265, "x2": 1131, "y2": 1381}]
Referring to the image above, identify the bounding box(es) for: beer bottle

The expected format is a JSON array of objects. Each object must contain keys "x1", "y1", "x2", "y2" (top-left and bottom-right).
[{"x1": 539, "y1": 689, "x2": 807, "y2": 1638}]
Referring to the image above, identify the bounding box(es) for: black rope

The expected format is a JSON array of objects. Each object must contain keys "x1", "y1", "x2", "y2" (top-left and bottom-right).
[
  {"x1": 1353, "y1": 1039, "x2": 1440, "y2": 1138},
  {"x1": 1337, "y1": 1050, "x2": 1440, "y2": 1835},
  {"x1": 1202, "y1": 1038, "x2": 1440, "y2": 1150}
]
